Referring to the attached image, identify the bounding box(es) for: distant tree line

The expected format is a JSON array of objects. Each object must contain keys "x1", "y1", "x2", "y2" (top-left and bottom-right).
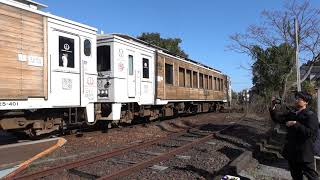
[{"x1": 137, "y1": 32, "x2": 188, "y2": 58}]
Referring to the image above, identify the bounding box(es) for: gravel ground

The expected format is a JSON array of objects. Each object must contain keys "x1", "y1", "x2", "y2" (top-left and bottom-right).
[
  {"x1": 126, "y1": 138, "x2": 243, "y2": 180},
  {"x1": 124, "y1": 114, "x2": 270, "y2": 180},
  {"x1": 239, "y1": 163, "x2": 291, "y2": 180},
  {"x1": 17, "y1": 112, "x2": 275, "y2": 179}
]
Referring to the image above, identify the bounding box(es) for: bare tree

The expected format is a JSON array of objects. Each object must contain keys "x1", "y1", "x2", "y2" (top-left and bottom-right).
[{"x1": 229, "y1": 0, "x2": 320, "y2": 97}]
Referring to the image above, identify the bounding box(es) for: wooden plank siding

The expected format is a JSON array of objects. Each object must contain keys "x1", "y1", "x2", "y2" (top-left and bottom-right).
[
  {"x1": 156, "y1": 53, "x2": 227, "y2": 101},
  {"x1": 0, "y1": 4, "x2": 47, "y2": 99}
]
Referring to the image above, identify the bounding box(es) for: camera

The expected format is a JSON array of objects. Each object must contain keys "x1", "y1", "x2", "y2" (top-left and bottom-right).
[{"x1": 272, "y1": 98, "x2": 282, "y2": 105}]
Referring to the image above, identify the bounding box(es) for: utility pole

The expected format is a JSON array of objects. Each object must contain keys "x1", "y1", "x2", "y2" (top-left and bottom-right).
[{"x1": 295, "y1": 18, "x2": 301, "y2": 91}]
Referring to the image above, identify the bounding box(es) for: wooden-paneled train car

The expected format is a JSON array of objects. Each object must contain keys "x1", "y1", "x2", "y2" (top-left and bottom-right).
[
  {"x1": 0, "y1": 0, "x2": 231, "y2": 136},
  {"x1": 0, "y1": 0, "x2": 97, "y2": 136}
]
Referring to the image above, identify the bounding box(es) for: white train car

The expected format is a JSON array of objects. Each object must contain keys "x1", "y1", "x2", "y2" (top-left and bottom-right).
[
  {"x1": 0, "y1": 0, "x2": 97, "y2": 136},
  {"x1": 96, "y1": 34, "x2": 157, "y2": 123},
  {"x1": 95, "y1": 34, "x2": 231, "y2": 125}
]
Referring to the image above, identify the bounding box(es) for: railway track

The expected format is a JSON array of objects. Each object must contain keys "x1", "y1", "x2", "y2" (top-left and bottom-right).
[
  {"x1": 2, "y1": 111, "x2": 215, "y2": 145},
  {"x1": 11, "y1": 123, "x2": 236, "y2": 180}
]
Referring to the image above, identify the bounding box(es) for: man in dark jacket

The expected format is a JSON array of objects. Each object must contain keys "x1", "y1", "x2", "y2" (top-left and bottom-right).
[{"x1": 270, "y1": 91, "x2": 319, "y2": 180}]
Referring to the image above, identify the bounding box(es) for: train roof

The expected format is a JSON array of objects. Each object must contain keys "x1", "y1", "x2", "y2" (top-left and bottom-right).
[
  {"x1": 110, "y1": 33, "x2": 222, "y2": 74},
  {"x1": 14, "y1": 0, "x2": 47, "y2": 9},
  {"x1": 97, "y1": 34, "x2": 156, "y2": 53}
]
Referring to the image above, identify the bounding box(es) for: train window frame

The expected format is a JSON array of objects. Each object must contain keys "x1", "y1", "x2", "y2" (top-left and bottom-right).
[
  {"x1": 214, "y1": 77, "x2": 217, "y2": 91},
  {"x1": 179, "y1": 67, "x2": 185, "y2": 87},
  {"x1": 84, "y1": 39, "x2": 91, "y2": 57},
  {"x1": 221, "y1": 79, "x2": 224, "y2": 91},
  {"x1": 199, "y1": 73, "x2": 204, "y2": 89},
  {"x1": 209, "y1": 76, "x2": 213, "y2": 90},
  {"x1": 97, "y1": 45, "x2": 111, "y2": 71},
  {"x1": 193, "y1": 71, "x2": 198, "y2": 88},
  {"x1": 128, "y1": 55, "x2": 134, "y2": 75},
  {"x1": 186, "y1": 69, "x2": 192, "y2": 88},
  {"x1": 165, "y1": 63, "x2": 173, "y2": 85},
  {"x1": 204, "y1": 75, "x2": 208, "y2": 89},
  {"x1": 59, "y1": 36, "x2": 75, "y2": 68},
  {"x1": 142, "y1": 58, "x2": 149, "y2": 79}
]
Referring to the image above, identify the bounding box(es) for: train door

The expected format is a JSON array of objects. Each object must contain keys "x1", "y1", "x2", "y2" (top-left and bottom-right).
[
  {"x1": 81, "y1": 38, "x2": 97, "y2": 105},
  {"x1": 127, "y1": 54, "x2": 136, "y2": 98},
  {"x1": 49, "y1": 30, "x2": 81, "y2": 106},
  {"x1": 140, "y1": 56, "x2": 153, "y2": 104}
]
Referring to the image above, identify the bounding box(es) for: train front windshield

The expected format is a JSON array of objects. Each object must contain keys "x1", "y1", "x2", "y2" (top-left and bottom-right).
[{"x1": 97, "y1": 45, "x2": 111, "y2": 72}]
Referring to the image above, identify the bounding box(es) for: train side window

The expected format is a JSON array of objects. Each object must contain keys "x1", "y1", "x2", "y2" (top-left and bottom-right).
[
  {"x1": 165, "y1": 63, "x2": 173, "y2": 85},
  {"x1": 186, "y1": 69, "x2": 191, "y2": 87},
  {"x1": 214, "y1": 77, "x2": 217, "y2": 90},
  {"x1": 97, "y1": 45, "x2": 111, "y2": 71},
  {"x1": 179, "y1": 67, "x2": 185, "y2": 87},
  {"x1": 217, "y1": 78, "x2": 221, "y2": 91},
  {"x1": 221, "y1": 79, "x2": 224, "y2": 91},
  {"x1": 193, "y1": 71, "x2": 198, "y2": 88},
  {"x1": 84, "y1": 39, "x2": 91, "y2": 56},
  {"x1": 209, "y1": 76, "x2": 212, "y2": 90},
  {"x1": 128, "y1": 55, "x2": 134, "y2": 75},
  {"x1": 199, "y1": 73, "x2": 204, "y2": 89},
  {"x1": 142, "y1": 58, "x2": 149, "y2": 78},
  {"x1": 204, "y1": 75, "x2": 208, "y2": 89},
  {"x1": 59, "y1": 36, "x2": 75, "y2": 68}
]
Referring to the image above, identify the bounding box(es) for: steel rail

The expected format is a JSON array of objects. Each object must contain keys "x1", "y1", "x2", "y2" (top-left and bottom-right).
[
  {"x1": 97, "y1": 133, "x2": 214, "y2": 180},
  {"x1": 13, "y1": 130, "x2": 188, "y2": 180},
  {"x1": 98, "y1": 123, "x2": 236, "y2": 180},
  {"x1": 14, "y1": 120, "x2": 238, "y2": 180}
]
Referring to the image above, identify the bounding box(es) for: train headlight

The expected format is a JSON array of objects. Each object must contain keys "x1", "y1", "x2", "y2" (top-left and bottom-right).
[{"x1": 98, "y1": 89, "x2": 108, "y2": 97}]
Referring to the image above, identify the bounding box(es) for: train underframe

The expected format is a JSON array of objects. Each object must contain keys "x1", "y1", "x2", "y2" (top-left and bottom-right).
[
  {"x1": 96, "y1": 101, "x2": 224, "y2": 124},
  {"x1": 0, "y1": 101, "x2": 225, "y2": 137}
]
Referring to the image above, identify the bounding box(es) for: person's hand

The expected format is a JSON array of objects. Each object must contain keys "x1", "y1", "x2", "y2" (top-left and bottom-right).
[
  {"x1": 286, "y1": 121, "x2": 297, "y2": 127},
  {"x1": 271, "y1": 97, "x2": 276, "y2": 105},
  {"x1": 271, "y1": 97, "x2": 277, "y2": 109}
]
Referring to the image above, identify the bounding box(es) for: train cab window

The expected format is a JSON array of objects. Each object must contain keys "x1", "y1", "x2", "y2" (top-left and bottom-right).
[
  {"x1": 128, "y1": 55, "x2": 134, "y2": 75},
  {"x1": 59, "y1": 36, "x2": 75, "y2": 68},
  {"x1": 165, "y1": 63, "x2": 173, "y2": 85},
  {"x1": 179, "y1": 67, "x2": 185, "y2": 87},
  {"x1": 97, "y1": 45, "x2": 111, "y2": 71},
  {"x1": 209, "y1": 76, "x2": 212, "y2": 90},
  {"x1": 84, "y1": 39, "x2": 91, "y2": 56},
  {"x1": 193, "y1": 71, "x2": 198, "y2": 88},
  {"x1": 204, "y1": 75, "x2": 208, "y2": 89},
  {"x1": 142, "y1": 58, "x2": 149, "y2": 78},
  {"x1": 186, "y1": 69, "x2": 191, "y2": 87},
  {"x1": 199, "y1": 73, "x2": 204, "y2": 88},
  {"x1": 217, "y1": 78, "x2": 221, "y2": 91}
]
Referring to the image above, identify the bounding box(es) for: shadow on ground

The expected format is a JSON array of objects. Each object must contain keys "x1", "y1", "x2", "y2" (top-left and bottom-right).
[
  {"x1": 199, "y1": 123, "x2": 266, "y2": 151},
  {"x1": 172, "y1": 146, "x2": 250, "y2": 180},
  {"x1": 0, "y1": 130, "x2": 20, "y2": 145},
  {"x1": 173, "y1": 121, "x2": 273, "y2": 179}
]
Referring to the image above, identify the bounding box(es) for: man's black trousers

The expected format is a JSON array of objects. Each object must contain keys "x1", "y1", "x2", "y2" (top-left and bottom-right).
[{"x1": 288, "y1": 160, "x2": 319, "y2": 180}]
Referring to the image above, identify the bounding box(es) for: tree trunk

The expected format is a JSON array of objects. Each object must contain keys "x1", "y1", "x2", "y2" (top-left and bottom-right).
[
  {"x1": 281, "y1": 78, "x2": 288, "y2": 99},
  {"x1": 281, "y1": 67, "x2": 294, "y2": 99}
]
